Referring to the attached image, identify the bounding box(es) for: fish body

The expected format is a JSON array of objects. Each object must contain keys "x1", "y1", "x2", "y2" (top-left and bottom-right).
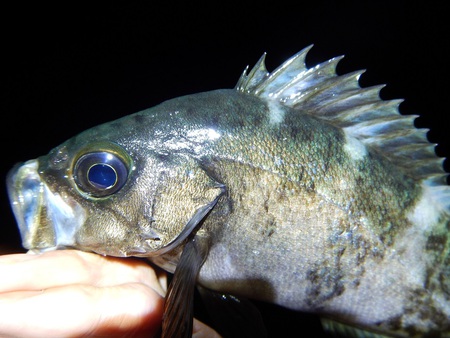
[{"x1": 7, "y1": 46, "x2": 450, "y2": 337}]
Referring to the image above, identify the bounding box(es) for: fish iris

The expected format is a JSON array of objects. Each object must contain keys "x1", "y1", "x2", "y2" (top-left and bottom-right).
[{"x1": 73, "y1": 151, "x2": 129, "y2": 197}]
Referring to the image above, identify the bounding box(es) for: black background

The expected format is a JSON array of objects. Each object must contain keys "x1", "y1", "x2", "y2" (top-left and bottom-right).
[{"x1": 1, "y1": 2, "x2": 448, "y2": 337}]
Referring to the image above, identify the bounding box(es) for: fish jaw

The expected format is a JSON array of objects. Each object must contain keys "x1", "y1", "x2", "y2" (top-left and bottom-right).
[{"x1": 7, "y1": 159, "x2": 86, "y2": 252}]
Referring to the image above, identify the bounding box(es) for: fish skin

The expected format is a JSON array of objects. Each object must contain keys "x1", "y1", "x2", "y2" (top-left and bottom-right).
[{"x1": 6, "y1": 47, "x2": 450, "y2": 337}]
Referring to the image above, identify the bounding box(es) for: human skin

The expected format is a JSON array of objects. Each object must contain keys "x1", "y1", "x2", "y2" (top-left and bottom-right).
[{"x1": 0, "y1": 250, "x2": 220, "y2": 338}]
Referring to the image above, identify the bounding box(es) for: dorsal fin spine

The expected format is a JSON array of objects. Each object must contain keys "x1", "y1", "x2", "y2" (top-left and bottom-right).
[{"x1": 235, "y1": 46, "x2": 449, "y2": 213}]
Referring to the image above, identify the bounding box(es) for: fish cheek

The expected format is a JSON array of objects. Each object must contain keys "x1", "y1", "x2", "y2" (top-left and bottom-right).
[
  {"x1": 150, "y1": 161, "x2": 225, "y2": 250},
  {"x1": 72, "y1": 161, "x2": 224, "y2": 257},
  {"x1": 70, "y1": 188, "x2": 149, "y2": 256},
  {"x1": 72, "y1": 203, "x2": 134, "y2": 256}
]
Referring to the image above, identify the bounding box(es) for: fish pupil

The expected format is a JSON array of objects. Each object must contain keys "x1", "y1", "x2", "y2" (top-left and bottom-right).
[{"x1": 88, "y1": 164, "x2": 117, "y2": 189}]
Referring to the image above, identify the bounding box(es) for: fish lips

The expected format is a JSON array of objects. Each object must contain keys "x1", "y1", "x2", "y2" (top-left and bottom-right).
[{"x1": 6, "y1": 159, "x2": 86, "y2": 252}]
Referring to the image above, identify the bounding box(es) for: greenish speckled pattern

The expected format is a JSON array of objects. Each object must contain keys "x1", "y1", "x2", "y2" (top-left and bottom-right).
[{"x1": 7, "y1": 49, "x2": 449, "y2": 337}]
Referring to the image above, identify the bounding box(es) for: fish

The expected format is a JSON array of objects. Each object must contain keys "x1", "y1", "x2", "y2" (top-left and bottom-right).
[{"x1": 6, "y1": 45, "x2": 450, "y2": 337}]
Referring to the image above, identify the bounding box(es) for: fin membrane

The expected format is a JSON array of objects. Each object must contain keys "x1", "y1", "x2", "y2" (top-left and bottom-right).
[{"x1": 161, "y1": 238, "x2": 206, "y2": 338}]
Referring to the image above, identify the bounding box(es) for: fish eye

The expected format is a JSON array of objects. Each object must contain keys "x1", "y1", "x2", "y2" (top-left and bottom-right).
[{"x1": 73, "y1": 152, "x2": 129, "y2": 197}]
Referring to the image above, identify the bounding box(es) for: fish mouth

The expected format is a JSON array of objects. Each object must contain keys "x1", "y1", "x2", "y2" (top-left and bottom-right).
[{"x1": 7, "y1": 159, "x2": 86, "y2": 252}]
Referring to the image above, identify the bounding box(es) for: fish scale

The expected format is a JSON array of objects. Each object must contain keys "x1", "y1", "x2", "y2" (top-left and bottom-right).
[{"x1": 6, "y1": 46, "x2": 450, "y2": 337}]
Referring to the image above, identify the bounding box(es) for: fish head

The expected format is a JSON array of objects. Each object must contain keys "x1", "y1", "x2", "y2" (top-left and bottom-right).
[{"x1": 7, "y1": 118, "x2": 224, "y2": 258}]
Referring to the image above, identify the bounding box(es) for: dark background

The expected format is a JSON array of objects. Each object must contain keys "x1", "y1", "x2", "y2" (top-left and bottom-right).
[{"x1": 1, "y1": 2, "x2": 448, "y2": 337}]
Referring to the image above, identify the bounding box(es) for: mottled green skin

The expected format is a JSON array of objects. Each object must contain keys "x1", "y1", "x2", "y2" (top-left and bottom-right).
[
  {"x1": 9, "y1": 89, "x2": 450, "y2": 336},
  {"x1": 139, "y1": 90, "x2": 448, "y2": 336}
]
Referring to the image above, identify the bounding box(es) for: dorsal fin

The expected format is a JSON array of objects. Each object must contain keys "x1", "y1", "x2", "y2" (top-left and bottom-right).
[{"x1": 236, "y1": 46, "x2": 449, "y2": 209}]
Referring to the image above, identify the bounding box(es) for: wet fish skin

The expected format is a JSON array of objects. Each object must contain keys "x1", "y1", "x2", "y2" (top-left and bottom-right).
[{"x1": 7, "y1": 47, "x2": 450, "y2": 337}]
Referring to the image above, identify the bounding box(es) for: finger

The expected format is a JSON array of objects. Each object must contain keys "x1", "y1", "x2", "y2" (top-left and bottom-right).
[
  {"x1": 0, "y1": 250, "x2": 166, "y2": 296},
  {"x1": 0, "y1": 282, "x2": 164, "y2": 338},
  {"x1": 0, "y1": 251, "x2": 39, "y2": 263},
  {"x1": 193, "y1": 318, "x2": 222, "y2": 338}
]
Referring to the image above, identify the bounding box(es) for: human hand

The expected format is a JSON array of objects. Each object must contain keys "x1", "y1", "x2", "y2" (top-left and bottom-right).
[{"x1": 0, "y1": 250, "x2": 220, "y2": 338}]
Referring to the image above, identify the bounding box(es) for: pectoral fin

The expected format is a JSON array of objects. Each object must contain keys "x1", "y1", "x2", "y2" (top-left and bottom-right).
[{"x1": 161, "y1": 238, "x2": 208, "y2": 338}]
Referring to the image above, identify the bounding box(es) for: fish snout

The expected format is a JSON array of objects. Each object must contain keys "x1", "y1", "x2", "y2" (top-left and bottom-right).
[
  {"x1": 7, "y1": 159, "x2": 47, "y2": 250},
  {"x1": 6, "y1": 159, "x2": 85, "y2": 251}
]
